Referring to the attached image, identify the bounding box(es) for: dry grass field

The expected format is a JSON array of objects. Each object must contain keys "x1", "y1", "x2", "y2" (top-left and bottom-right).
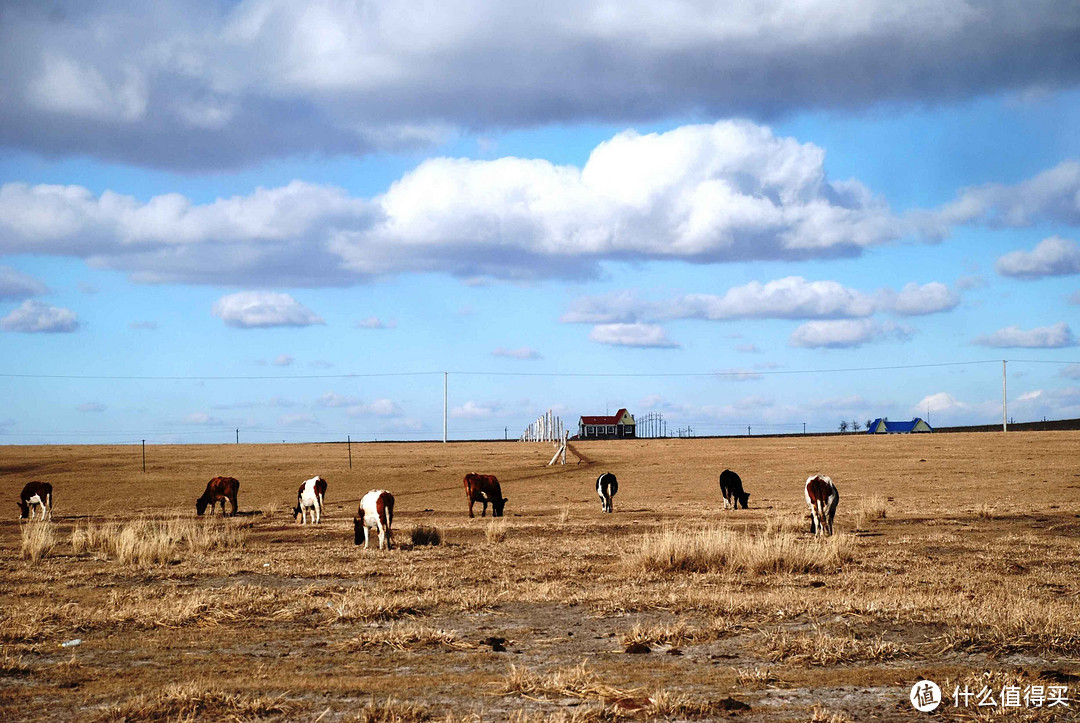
[{"x1": 2, "y1": 432, "x2": 1079, "y2": 721}]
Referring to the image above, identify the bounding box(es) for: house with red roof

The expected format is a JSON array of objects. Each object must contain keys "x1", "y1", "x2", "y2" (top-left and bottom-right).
[{"x1": 577, "y1": 409, "x2": 636, "y2": 439}]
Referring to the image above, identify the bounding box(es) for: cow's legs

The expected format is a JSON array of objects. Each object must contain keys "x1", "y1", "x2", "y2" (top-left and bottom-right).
[
  {"x1": 314, "y1": 496, "x2": 322, "y2": 524},
  {"x1": 468, "y1": 499, "x2": 475, "y2": 518},
  {"x1": 363, "y1": 524, "x2": 371, "y2": 549}
]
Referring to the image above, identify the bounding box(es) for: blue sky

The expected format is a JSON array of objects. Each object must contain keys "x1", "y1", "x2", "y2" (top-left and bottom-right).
[{"x1": 2, "y1": 1, "x2": 1080, "y2": 443}]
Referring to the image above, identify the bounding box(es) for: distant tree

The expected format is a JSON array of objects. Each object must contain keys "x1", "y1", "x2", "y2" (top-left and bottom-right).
[
  {"x1": 839, "y1": 421, "x2": 848, "y2": 432},
  {"x1": 866, "y1": 419, "x2": 873, "y2": 430},
  {"x1": 852, "y1": 420, "x2": 861, "y2": 431}
]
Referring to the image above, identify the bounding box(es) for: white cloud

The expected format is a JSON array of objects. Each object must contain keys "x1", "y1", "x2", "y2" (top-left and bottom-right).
[
  {"x1": 492, "y1": 347, "x2": 542, "y2": 360},
  {"x1": 76, "y1": 402, "x2": 106, "y2": 413},
  {"x1": 789, "y1": 319, "x2": 911, "y2": 349},
  {"x1": 736, "y1": 344, "x2": 760, "y2": 353},
  {"x1": 212, "y1": 291, "x2": 324, "y2": 328},
  {"x1": 674, "y1": 277, "x2": 877, "y2": 320},
  {"x1": 955, "y1": 275, "x2": 986, "y2": 290},
  {"x1": 589, "y1": 323, "x2": 679, "y2": 348},
  {"x1": 182, "y1": 412, "x2": 223, "y2": 426},
  {"x1": 0, "y1": 266, "x2": 47, "y2": 300},
  {"x1": 2, "y1": 2, "x2": 1076, "y2": 169},
  {"x1": 451, "y1": 400, "x2": 501, "y2": 419},
  {"x1": 927, "y1": 160, "x2": 1080, "y2": 234},
  {"x1": 0, "y1": 122, "x2": 902, "y2": 285},
  {"x1": 878, "y1": 281, "x2": 960, "y2": 316},
  {"x1": 995, "y1": 236, "x2": 1080, "y2": 279},
  {"x1": 278, "y1": 413, "x2": 321, "y2": 427},
  {"x1": 563, "y1": 277, "x2": 957, "y2": 325},
  {"x1": 1062, "y1": 364, "x2": 1080, "y2": 379},
  {"x1": 0, "y1": 300, "x2": 79, "y2": 333},
  {"x1": 357, "y1": 316, "x2": 396, "y2": 329},
  {"x1": 346, "y1": 399, "x2": 403, "y2": 418},
  {"x1": 317, "y1": 392, "x2": 360, "y2": 408},
  {"x1": 272, "y1": 354, "x2": 294, "y2": 366},
  {"x1": 973, "y1": 322, "x2": 1077, "y2": 348}
]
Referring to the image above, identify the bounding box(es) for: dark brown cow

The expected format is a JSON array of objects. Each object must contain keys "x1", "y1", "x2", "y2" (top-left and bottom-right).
[
  {"x1": 196, "y1": 476, "x2": 239, "y2": 516},
  {"x1": 464, "y1": 473, "x2": 507, "y2": 518},
  {"x1": 18, "y1": 481, "x2": 52, "y2": 521},
  {"x1": 804, "y1": 474, "x2": 839, "y2": 536}
]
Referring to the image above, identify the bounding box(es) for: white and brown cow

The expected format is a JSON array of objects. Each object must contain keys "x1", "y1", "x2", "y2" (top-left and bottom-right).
[
  {"x1": 596, "y1": 472, "x2": 617, "y2": 513},
  {"x1": 355, "y1": 489, "x2": 394, "y2": 550},
  {"x1": 719, "y1": 469, "x2": 750, "y2": 510},
  {"x1": 196, "y1": 476, "x2": 239, "y2": 516},
  {"x1": 293, "y1": 475, "x2": 327, "y2": 524},
  {"x1": 18, "y1": 481, "x2": 52, "y2": 521},
  {"x1": 464, "y1": 473, "x2": 506, "y2": 518},
  {"x1": 804, "y1": 474, "x2": 839, "y2": 537}
]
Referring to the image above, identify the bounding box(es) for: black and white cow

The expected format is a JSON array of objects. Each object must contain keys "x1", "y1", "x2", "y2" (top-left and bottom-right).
[
  {"x1": 719, "y1": 469, "x2": 750, "y2": 510},
  {"x1": 804, "y1": 475, "x2": 839, "y2": 536},
  {"x1": 18, "y1": 481, "x2": 52, "y2": 521},
  {"x1": 596, "y1": 472, "x2": 617, "y2": 513}
]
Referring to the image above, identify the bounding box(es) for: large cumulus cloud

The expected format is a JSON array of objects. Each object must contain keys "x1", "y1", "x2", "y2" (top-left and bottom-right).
[{"x1": 0, "y1": 121, "x2": 902, "y2": 284}]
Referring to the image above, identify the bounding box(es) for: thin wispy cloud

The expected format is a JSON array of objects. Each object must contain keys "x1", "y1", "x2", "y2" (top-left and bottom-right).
[
  {"x1": 973, "y1": 322, "x2": 1077, "y2": 348},
  {"x1": 789, "y1": 319, "x2": 912, "y2": 349},
  {"x1": 0, "y1": 266, "x2": 47, "y2": 300},
  {"x1": 492, "y1": 347, "x2": 542, "y2": 360}
]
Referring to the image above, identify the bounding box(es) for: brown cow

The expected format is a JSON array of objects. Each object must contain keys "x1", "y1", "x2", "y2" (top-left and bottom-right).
[
  {"x1": 196, "y1": 476, "x2": 239, "y2": 516},
  {"x1": 18, "y1": 481, "x2": 52, "y2": 521},
  {"x1": 804, "y1": 474, "x2": 839, "y2": 536},
  {"x1": 464, "y1": 473, "x2": 507, "y2": 518},
  {"x1": 354, "y1": 489, "x2": 394, "y2": 549}
]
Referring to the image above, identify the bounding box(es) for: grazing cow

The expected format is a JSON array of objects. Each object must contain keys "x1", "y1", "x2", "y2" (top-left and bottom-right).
[
  {"x1": 464, "y1": 473, "x2": 506, "y2": 518},
  {"x1": 596, "y1": 472, "x2": 617, "y2": 513},
  {"x1": 719, "y1": 469, "x2": 750, "y2": 510},
  {"x1": 18, "y1": 481, "x2": 52, "y2": 521},
  {"x1": 196, "y1": 476, "x2": 239, "y2": 516},
  {"x1": 293, "y1": 475, "x2": 327, "y2": 524},
  {"x1": 804, "y1": 475, "x2": 839, "y2": 537},
  {"x1": 354, "y1": 489, "x2": 394, "y2": 550}
]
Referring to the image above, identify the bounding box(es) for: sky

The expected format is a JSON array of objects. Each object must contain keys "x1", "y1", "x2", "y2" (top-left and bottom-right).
[{"x1": 2, "y1": 0, "x2": 1080, "y2": 444}]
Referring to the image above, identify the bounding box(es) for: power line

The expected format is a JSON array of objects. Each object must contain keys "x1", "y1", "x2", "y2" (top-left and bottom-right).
[{"x1": 0, "y1": 359, "x2": 1018, "y2": 381}]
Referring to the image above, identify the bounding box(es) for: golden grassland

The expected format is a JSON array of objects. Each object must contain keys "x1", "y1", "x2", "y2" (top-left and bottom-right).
[{"x1": 1, "y1": 432, "x2": 1079, "y2": 721}]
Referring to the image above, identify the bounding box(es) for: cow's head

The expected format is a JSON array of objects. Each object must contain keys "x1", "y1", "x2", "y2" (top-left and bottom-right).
[
  {"x1": 738, "y1": 492, "x2": 750, "y2": 509},
  {"x1": 293, "y1": 504, "x2": 303, "y2": 521},
  {"x1": 353, "y1": 517, "x2": 364, "y2": 545},
  {"x1": 492, "y1": 497, "x2": 508, "y2": 517},
  {"x1": 195, "y1": 497, "x2": 209, "y2": 516},
  {"x1": 17, "y1": 501, "x2": 29, "y2": 519}
]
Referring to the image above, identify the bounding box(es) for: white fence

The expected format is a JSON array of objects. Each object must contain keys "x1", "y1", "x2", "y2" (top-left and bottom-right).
[{"x1": 520, "y1": 409, "x2": 565, "y2": 442}]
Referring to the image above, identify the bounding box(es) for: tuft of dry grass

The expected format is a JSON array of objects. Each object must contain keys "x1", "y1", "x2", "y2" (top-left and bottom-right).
[
  {"x1": 91, "y1": 680, "x2": 291, "y2": 722},
  {"x1": 0, "y1": 647, "x2": 33, "y2": 678},
  {"x1": 499, "y1": 663, "x2": 731, "y2": 719},
  {"x1": 20, "y1": 521, "x2": 56, "y2": 563},
  {"x1": 807, "y1": 705, "x2": 854, "y2": 723},
  {"x1": 853, "y1": 495, "x2": 887, "y2": 529},
  {"x1": 757, "y1": 628, "x2": 906, "y2": 666},
  {"x1": 70, "y1": 515, "x2": 245, "y2": 566},
  {"x1": 337, "y1": 622, "x2": 470, "y2": 652},
  {"x1": 630, "y1": 525, "x2": 853, "y2": 575},
  {"x1": 620, "y1": 617, "x2": 741, "y2": 648},
  {"x1": 733, "y1": 666, "x2": 781, "y2": 689},
  {"x1": 411, "y1": 525, "x2": 443, "y2": 546},
  {"x1": 485, "y1": 518, "x2": 508, "y2": 543}
]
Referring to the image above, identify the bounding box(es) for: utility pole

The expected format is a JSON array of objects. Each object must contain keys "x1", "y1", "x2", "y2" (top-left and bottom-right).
[
  {"x1": 142, "y1": 440, "x2": 146, "y2": 473},
  {"x1": 803, "y1": 422, "x2": 806, "y2": 435},
  {"x1": 348, "y1": 435, "x2": 352, "y2": 469},
  {"x1": 236, "y1": 428, "x2": 239, "y2": 444},
  {"x1": 1002, "y1": 360, "x2": 1008, "y2": 433},
  {"x1": 443, "y1": 372, "x2": 448, "y2": 443}
]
